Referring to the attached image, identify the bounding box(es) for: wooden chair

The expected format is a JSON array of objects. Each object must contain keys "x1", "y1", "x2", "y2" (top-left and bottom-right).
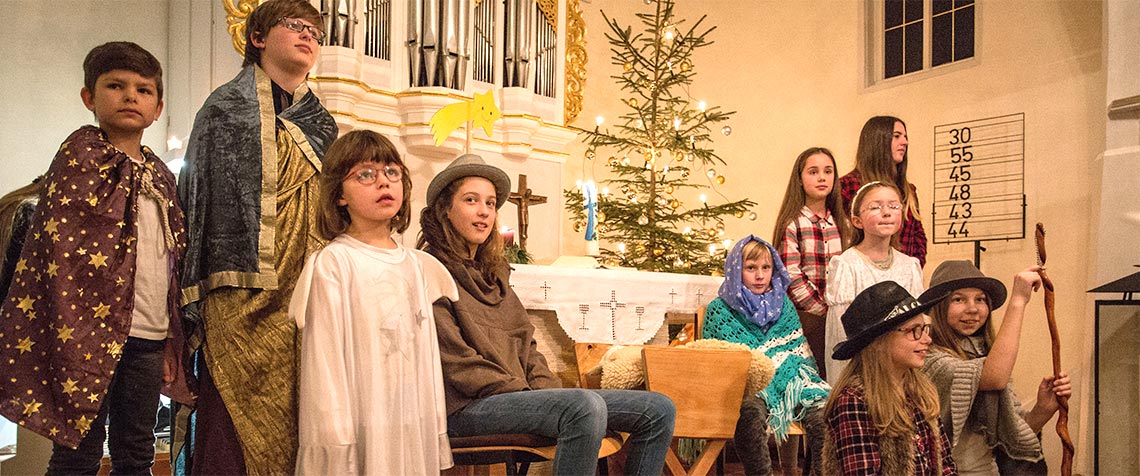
[
  {"x1": 642, "y1": 346, "x2": 751, "y2": 476},
  {"x1": 449, "y1": 432, "x2": 624, "y2": 476}
]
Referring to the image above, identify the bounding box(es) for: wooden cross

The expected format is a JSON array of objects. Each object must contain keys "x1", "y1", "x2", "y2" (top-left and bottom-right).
[{"x1": 507, "y1": 174, "x2": 547, "y2": 251}]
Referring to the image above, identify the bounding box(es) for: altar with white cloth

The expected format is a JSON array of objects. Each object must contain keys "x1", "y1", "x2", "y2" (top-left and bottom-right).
[{"x1": 511, "y1": 264, "x2": 723, "y2": 344}]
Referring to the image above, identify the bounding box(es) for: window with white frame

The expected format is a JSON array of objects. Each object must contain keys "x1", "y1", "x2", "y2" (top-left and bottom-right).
[{"x1": 871, "y1": 0, "x2": 975, "y2": 83}]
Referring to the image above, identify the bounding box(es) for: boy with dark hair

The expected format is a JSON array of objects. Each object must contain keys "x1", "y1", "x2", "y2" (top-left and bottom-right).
[
  {"x1": 0, "y1": 41, "x2": 192, "y2": 475},
  {"x1": 176, "y1": 0, "x2": 337, "y2": 474}
]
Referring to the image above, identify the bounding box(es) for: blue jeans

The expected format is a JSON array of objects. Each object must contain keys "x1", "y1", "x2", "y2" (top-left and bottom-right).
[
  {"x1": 47, "y1": 337, "x2": 165, "y2": 476},
  {"x1": 448, "y1": 389, "x2": 676, "y2": 476}
]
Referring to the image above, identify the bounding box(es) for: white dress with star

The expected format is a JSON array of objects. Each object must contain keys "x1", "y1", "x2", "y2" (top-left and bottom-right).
[{"x1": 291, "y1": 235, "x2": 459, "y2": 475}]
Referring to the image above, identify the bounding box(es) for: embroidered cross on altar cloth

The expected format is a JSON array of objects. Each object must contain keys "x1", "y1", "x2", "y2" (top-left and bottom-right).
[{"x1": 510, "y1": 264, "x2": 723, "y2": 344}]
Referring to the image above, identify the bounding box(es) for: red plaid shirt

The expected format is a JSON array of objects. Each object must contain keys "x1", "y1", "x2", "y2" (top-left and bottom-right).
[
  {"x1": 827, "y1": 386, "x2": 957, "y2": 476},
  {"x1": 778, "y1": 206, "x2": 842, "y2": 315},
  {"x1": 839, "y1": 171, "x2": 928, "y2": 267}
]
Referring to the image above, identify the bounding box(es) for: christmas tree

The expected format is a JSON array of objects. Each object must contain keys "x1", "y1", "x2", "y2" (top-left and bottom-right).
[{"x1": 565, "y1": 0, "x2": 755, "y2": 276}]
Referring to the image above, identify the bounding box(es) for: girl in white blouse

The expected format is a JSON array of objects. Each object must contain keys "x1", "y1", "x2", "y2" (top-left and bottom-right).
[{"x1": 825, "y1": 181, "x2": 923, "y2": 383}]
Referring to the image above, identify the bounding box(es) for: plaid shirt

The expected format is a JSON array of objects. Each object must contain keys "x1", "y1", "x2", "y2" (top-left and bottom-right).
[
  {"x1": 828, "y1": 386, "x2": 957, "y2": 476},
  {"x1": 839, "y1": 171, "x2": 928, "y2": 267},
  {"x1": 778, "y1": 206, "x2": 842, "y2": 315}
]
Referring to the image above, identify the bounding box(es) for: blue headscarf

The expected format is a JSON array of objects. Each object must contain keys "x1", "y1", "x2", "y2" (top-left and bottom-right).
[{"x1": 718, "y1": 235, "x2": 792, "y2": 329}]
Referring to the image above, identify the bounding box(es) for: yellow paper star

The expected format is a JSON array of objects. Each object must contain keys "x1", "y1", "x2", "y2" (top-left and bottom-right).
[
  {"x1": 57, "y1": 325, "x2": 75, "y2": 343},
  {"x1": 88, "y1": 252, "x2": 108, "y2": 269},
  {"x1": 74, "y1": 414, "x2": 93, "y2": 432},
  {"x1": 14, "y1": 259, "x2": 28, "y2": 274},
  {"x1": 44, "y1": 218, "x2": 60, "y2": 234},
  {"x1": 92, "y1": 303, "x2": 111, "y2": 319},
  {"x1": 16, "y1": 337, "x2": 34, "y2": 354},
  {"x1": 61, "y1": 378, "x2": 80, "y2": 395},
  {"x1": 16, "y1": 295, "x2": 35, "y2": 313},
  {"x1": 46, "y1": 261, "x2": 59, "y2": 277},
  {"x1": 107, "y1": 341, "x2": 123, "y2": 358},
  {"x1": 87, "y1": 393, "x2": 100, "y2": 403},
  {"x1": 22, "y1": 399, "x2": 42, "y2": 416}
]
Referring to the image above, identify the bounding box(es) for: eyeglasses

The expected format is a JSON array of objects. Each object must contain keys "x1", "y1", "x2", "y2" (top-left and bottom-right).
[
  {"x1": 277, "y1": 17, "x2": 326, "y2": 44},
  {"x1": 345, "y1": 165, "x2": 402, "y2": 185},
  {"x1": 896, "y1": 323, "x2": 931, "y2": 341},
  {"x1": 861, "y1": 202, "x2": 902, "y2": 215}
]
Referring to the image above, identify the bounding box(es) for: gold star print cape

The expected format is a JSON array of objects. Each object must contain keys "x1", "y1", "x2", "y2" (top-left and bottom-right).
[{"x1": 0, "y1": 125, "x2": 192, "y2": 449}]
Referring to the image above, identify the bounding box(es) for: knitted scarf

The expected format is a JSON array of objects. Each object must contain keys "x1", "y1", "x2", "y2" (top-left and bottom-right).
[
  {"x1": 704, "y1": 297, "x2": 830, "y2": 441},
  {"x1": 719, "y1": 235, "x2": 792, "y2": 329}
]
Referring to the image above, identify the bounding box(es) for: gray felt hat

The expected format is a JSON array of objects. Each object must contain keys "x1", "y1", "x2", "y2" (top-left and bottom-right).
[
  {"x1": 919, "y1": 260, "x2": 1008, "y2": 311},
  {"x1": 426, "y1": 154, "x2": 511, "y2": 209}
]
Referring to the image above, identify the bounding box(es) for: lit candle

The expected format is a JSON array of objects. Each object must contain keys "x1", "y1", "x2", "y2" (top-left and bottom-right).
[
  {"x1": 583, "y1": 180, "x2": 600, "y2": 256},
  {"x1": 500, "y1": 226, "x2": 515, "y2": 247}
]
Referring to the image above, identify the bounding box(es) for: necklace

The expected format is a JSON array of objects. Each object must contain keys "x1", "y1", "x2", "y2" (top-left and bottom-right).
[{"x1": 858, "y1": 248, "x2": 894, "y2": 270}]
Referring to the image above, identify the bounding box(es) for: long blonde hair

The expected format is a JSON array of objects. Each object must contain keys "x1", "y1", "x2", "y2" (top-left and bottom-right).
[
  {"x1": 853, "y1": 116, "x2": 921, "y2": 221},
  {"x1": 826, "y1": 336, "x2": 940, "y2": 438}
]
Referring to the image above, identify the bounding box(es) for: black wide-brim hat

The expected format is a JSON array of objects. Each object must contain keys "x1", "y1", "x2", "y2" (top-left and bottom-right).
[
  {"x1": 918, "y1": 260, "x2": 1007, "y2": 310},
  {"x1": 832, "y1": 281, "x2": 949, "y2": 360},
  {"x1": 426, "y1": 154, "x2": 511, "y2": 209}
]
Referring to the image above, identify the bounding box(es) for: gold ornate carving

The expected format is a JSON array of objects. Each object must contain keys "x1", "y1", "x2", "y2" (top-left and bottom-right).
[
  {"x1": 224, "y1": 0, "x2": 262, "y2": 56},
  {"x1": 537, "y1": 0, "x2": 559, "y2": 32},
  {"x1": 564, "y1": 0, "x2": 587, "y2": 125},
  {"x1": 474, "y1": 0, "x2": 483, "y2": 7}
]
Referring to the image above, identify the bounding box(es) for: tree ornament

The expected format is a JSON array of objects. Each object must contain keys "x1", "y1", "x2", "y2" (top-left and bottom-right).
[
  {"x1": 706, "y1": 168, "x2": 717, "y2": 178},
  {"x1": 623, "y1": 62, "x2": 633, "y2": 72},
  {"x1": 638, "y1": 215, "x2": 649, "y2": 225},
  {"x1": 586, "y1": 150, "x2": 596, "y2": 160},
  {"x1": 715, "y1": 175, "x2": 725, "y2": 184},
  {"x1": 748, "y1": 212, "x2": 757, "y2": 221},
  {"x1": 670, "y1": 199, "x2": 681, "y2": 209},
  {"x1": 721, "y1": 125, "x2": 732, "y2": 136}
]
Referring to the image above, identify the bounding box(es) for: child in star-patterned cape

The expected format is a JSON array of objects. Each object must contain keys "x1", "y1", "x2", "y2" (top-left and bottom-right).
[{"x1": 0, "y1": 42, "x2": 192, "y2": 475}]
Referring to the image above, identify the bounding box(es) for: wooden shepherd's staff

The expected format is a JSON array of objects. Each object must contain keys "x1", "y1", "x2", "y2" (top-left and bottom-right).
[{"x1": 1034, "y1": 223, "x2": 1074, "y2": 476}]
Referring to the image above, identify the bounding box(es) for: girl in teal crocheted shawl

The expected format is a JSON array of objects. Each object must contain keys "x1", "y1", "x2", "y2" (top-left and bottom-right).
[{"x1": 703, "y1": 235, "x2": 830, "y2": 475}]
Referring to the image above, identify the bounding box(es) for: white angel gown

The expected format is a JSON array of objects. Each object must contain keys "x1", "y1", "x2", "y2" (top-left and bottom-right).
[
  {"x1": 823, "y1": 247, "x2": 924, "y2": 383},
  {"x1": 291, "y1": 235, "x2": 459, "y2": 475}
]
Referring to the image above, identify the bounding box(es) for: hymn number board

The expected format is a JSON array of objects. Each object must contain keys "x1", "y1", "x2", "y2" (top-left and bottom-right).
[{"x1": 932, "y1": 113, "x2": 1026, "y2": 244}]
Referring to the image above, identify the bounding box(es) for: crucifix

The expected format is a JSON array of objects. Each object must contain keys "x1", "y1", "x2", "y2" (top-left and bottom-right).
[{"x1": 507, "y1": 174, "x2": 547, "y2": 251}]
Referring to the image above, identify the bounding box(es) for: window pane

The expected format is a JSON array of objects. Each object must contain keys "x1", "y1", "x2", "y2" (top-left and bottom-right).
[
  {"x1": 954, "y1": 5, "x2": 975, "y2": 60},
  {"x1": 904, "y1": 22, "x2": 923, "y2": 73},
  {"x1": 885, "y1": 27, "x2": 904, "y2": 78},
  {"x1": 932, "y1": 13, "x2": 952, "y2": 66},
  {"x1": 933, "y1": 0, "x2": 953, "y2": 15},
  {"x1": 905, "y1": 0, "x2": 923, "y2": 23},
  {"x1": 885, "y1": 0, "x2": 904, "y2": 28},
  {"x1": 955, "y1": 0, "x2": 975, "y2": 7}
]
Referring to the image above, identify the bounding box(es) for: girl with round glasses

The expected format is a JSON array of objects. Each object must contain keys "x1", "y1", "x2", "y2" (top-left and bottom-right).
[
  {"x1": 920, "y1": 261, "x2": 1071, "y2": 476},
  {"x1": 824, "y1": 181, "x2": 924, "y2": 383}
]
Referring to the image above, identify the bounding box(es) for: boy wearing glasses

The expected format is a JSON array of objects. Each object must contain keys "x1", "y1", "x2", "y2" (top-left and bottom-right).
[
  {"x1": 0, "y1": 42, "x2": 193, "y2": 475},
  {"x1": 176, "y1": 0, "x2": 337, "y2": 474}
]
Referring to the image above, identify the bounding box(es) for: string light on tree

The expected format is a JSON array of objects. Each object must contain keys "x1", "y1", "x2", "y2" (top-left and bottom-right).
[{"x1": 562, "y1": 0, "x2": 756, "y2": 275}]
